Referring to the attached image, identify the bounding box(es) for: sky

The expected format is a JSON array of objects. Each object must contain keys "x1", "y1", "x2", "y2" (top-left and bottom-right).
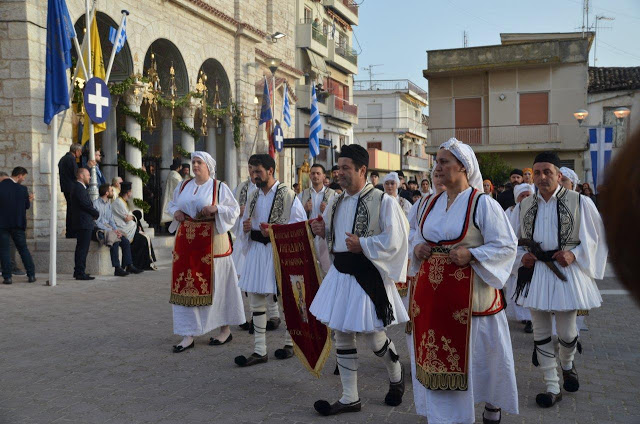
[{"x1": 352, "y1": 0, "x2": 640, "y2": 91}]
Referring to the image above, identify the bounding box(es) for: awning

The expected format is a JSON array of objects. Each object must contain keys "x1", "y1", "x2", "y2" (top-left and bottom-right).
[{"x1": 304, "y1": 48, "x2": 328, "y2": 76}]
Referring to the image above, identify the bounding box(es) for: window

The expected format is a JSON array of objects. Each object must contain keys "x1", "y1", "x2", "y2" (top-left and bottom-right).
[
  {"x1": 367, "y1": 104, "x2": 382, "y2": 128},
  {"x1": 322, "y1": 20, "x2": 329, "y2": 36},
  {"x1": 454, "y1": 98, "x2": 482, "y2": 144},
  {"x1": 304, "y1": 7, "x2": 312, "y2": 23},
  {"x1": 367, "y1": 141, "x2": 382, "y2": 150},
  {"x1": 559, "y1": 159, "x2": 575, "y2": 170},
  {"x1": 519, "y1": 92, "x2": 548, "y2": 125}
]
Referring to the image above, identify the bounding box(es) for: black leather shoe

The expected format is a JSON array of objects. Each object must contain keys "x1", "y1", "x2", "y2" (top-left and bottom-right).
[
  {"x1": 234, "y1": 353, "x2": 268, "y2": 367},
  {"x1": 274, "y1": 345, "x2": 294, "y2": 360},
  {"x1": 524, "y1": 320, "x2": 533, "y2": 333},
  {"x1": 266, "y1": 317, "x2": 281, "y2": 331},
  {"x1": 313, "y1": 399, "x2": 361, "y2": 416},
  {"x1": 209, "y1": 333, "x2": 232, "y2": 346},
  {"x1": 27, "y1": 275, "x2": 36, "y2": 283},
  {"x1": 172, "y1": 341, "x2": 195, "y2": 353},
  {"x1": 75, "y1": 274, "x2": 95, "y2": 281},
  {"x1": 2, "y1": 278, "x2": 12, "y2": 285},
  {"x1": 126, "y1": 265, "x2": 143, "y2": 274},
  {"x1": 384, "y1": 362, "x2": 405, "y2": 406},
  {"x1": 114, "y1": 267, "x2": 129, "y2": 277},
  {"x1": 536, "y1": 391, "x2": 562, "y2": 408},
  {"x1": 562, "y1": 364, "x2": 579, "y2": 392},
  {"x1": 239, "y1": 321, "x2": 252, "y2": 331},
  {"x1": 483, "y1": 405, "x2": 501, "y2": 424}
]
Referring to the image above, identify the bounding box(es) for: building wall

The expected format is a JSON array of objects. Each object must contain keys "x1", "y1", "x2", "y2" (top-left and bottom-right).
[
  {"x1": 0, "y1": 0, "x2": 299, "y2": 238},
  {"x1": 587, "y1": 90, "x2": 640, "y2": 153}
]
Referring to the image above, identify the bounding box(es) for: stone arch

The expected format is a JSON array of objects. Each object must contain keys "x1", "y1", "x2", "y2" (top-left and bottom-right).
[
  {"x1": 72, "y1": 12, "x2": 133, "y2": 82},
  {"x1": 143, "y1": 39, "x2": 190, "y2": 97}
]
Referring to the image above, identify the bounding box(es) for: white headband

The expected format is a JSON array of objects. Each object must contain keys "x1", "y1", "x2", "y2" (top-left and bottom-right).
[
  {"x1": 383, "y1": 172, "x2": 400, "y2": 186},
  {"x1": 513, "y1": 183, "x2": 533, "y2": 203},
  {"x1": 191, "y1": 151, "x2": 216, "y2": 177},
  {"x1": 560, "y1": 167, "x2": 580, "y2": 188},
  {"x1": 439, "y1": 137, "x2": 483, "y2": 192}
]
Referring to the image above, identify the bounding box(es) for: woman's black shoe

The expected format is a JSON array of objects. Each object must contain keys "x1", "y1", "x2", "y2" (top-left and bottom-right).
[
  {"x1": 173, "y1": 341, "x2": 195, "y2": 353},
  {"x1": 209, "y1": 333, "x2": 233, "y2": 346}
]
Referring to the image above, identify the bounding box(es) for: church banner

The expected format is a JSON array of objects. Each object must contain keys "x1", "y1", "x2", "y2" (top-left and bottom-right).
[
  {"x1": 411, "y1": 248, "x2": 474, "y2": 391},
  {"x1": 265, "y1": 220, "x2": 331, "y2": 377}
]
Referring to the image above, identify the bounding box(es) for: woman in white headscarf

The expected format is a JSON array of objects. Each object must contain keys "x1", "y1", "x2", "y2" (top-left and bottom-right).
[
  {"x1": 383, "y1": 172, "x2": 412, "y2": 216},
  {"x1": 166, "y1": 151, "x2": 245, "y2": 353},
  {"x1": 559, "y1": 167, "x2": 580, "y2": 191},
  {"x1": 407, "y1": 138, "x2": 519, "y2": 424}
]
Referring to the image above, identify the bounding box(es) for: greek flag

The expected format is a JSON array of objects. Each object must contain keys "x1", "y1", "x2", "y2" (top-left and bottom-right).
[
  {"x1": 309, "y1": 84, "x2": 322, "y2": 158},
  {"x1": 108, "y1": 16, "x2": 127, "y2": 54},
  {"x1": 589, "y1": 127, "x2": 613, "y2": 194},
  {"x1": 283, "y1": 82, "x2": 291, "y2": 127}
]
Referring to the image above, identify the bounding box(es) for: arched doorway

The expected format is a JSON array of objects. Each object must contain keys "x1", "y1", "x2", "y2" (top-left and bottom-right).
[{"x1": 196, "y1": 59, "x2": 231, "y2": 180}]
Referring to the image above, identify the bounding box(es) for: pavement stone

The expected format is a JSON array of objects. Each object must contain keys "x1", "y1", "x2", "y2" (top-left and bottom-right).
[{"x1": 0, "y1": 263, "x2": 638, "y2": 424}]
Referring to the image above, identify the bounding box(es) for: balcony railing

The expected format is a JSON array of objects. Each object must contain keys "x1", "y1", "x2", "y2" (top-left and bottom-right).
[
  {"x1": 335, "y1": 44, "x2": 358, "y2": 65},
  {"x1": 353, "y1": 79, "x2": 428, "y2": 99},
  {"x1": 334, "y1": 96, "x2": 358, "y2": 116},
  {"x1": 428, "y1": 124, "x2": 560, "y2": 146},
  {"x1": 300, "y1": 19, "x2": 328, "y2": 46},
  {"x1": 343, "y1": 0, "x2": 359, "y2": 16}
]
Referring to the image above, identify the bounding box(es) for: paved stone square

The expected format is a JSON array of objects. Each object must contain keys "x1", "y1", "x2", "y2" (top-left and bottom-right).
[{"x1": 0, "y1": 258, "x2": 638, "y2": 424}]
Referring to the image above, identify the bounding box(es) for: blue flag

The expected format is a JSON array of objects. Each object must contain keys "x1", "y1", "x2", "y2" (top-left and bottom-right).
[
  {"x1": 309, "y1": 84, "x2": 322, "y2": 158},
  {"x1": 108, "y1": 15, "x2": 127, "y2": 54},
  {"x1": 283, "y1": 82, "x2": 291, "y2": 127},
  {"x1": 589, "y1": 127, "x2": 613, "y2": 194},
  {"x1": 259, "y1": 76, "x2": 272, "y2": 125},
  {"x1": 44, "y1": 0, "x2": 75, "y2": 125}
]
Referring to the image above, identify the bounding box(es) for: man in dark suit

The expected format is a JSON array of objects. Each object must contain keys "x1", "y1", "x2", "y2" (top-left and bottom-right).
[
  {"x1": 70, "y1": 168, "x2": 99, "y2": 280},
  {"x1": 59, "y1": 144, "x2": 82, "y2": 238},
  {"x1": 0, "y1": 167, "x2": 36, "y2": 284}
]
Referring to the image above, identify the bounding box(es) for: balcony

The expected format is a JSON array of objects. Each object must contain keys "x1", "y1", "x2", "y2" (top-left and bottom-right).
[
  {"x1": 368, "y1": 148, "x2": 400, "y2": 171},
  {"x1": 328, "y1": 94, "x2": 358, "y2": 125},
  {"x1": 327, "y1": 39, "x2": 358, "y2": 74},
  {"x1": 295, "y1": 84, "x2": 328, "y2": 114},
  {"x1": 297, "y1": 20, "x2": 328, "y2": 57},
  {"x1": 399, "y1": 118, "x2": 428, "y2": 139},
  {"x1": 323, "y1": 0, "x2": 359, "y2": 26},
  {"x1": 402, "y1": 154, "x2": 432, "y2": 172},
  {"x1": 427, "y1": 124, "x2": 561, "y2": 151},
  {"x1": 353, "y1": 79, "x2": 428, "y2": 103}
]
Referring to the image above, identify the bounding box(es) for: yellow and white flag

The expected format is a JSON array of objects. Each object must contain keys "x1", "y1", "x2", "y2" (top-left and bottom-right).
[{"x1": 79, "y1": 15, "x2": 106, "y2": 144}]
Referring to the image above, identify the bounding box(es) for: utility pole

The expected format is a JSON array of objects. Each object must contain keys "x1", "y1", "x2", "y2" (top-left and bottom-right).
[{"x1": 463, "y1": 31, "x2": 468, "y2": 48}]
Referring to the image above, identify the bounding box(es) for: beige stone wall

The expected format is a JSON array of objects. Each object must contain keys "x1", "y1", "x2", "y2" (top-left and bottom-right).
[{"x1": 0, "y1": 0, "x2": 299, "y2": 239}]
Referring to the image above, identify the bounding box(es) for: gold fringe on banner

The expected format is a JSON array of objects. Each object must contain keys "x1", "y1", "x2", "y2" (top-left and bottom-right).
[
  {"x1": 416, "y1": 367, "x2": 468, "y2": 391},
  {"x1": 169, "y1": 293, "x2": 213, "y2": 307}
]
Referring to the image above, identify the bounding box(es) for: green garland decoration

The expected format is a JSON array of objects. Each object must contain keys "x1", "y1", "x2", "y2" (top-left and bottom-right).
[
  {"x1": 109, "y1": 76, "x2": 149, "y2": 96},
  {"x1": 176, "y1": 117, "x2": 199, "y2": 139},
  {"x1": 117, "y1": 102, "x2": 147, "y2": 130},
  {"x1": 118, "y1": 158, "x2": 150, "y2": 184},
  {"x1": 119, "y1": 130, "x2": 149, "y2": 156},
  {"x1": 232, "y1": 103, "x2": 242, "y2": 149},
  {"x1": 133, "y1": 198, "x2": 151, "y2": 214},
  {"x1": 176, "y1": 145, "x2": 192, "y2": 159}
]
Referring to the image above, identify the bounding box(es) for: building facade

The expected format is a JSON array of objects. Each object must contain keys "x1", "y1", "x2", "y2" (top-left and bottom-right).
[
  {"x1": 291, "y1": 0, "x2": 359, "y2": 178},
  {"x1": 0, "y1": 0, "x2": 302, "y2": 239},
  {"x1": 353, "y1": 79, "x2": 431, "y2": 181},
  {"x1": 424, "y1": 32, "x2": 595, "y2": 179}
]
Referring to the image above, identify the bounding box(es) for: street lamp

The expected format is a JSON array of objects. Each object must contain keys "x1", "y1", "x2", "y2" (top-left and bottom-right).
[
  {"x1": 573, "y1": 109, "x2": 589, "y2": 126},
  {"x1": 613, "y1": 106, "x2": 631, "y2": 123},
  {"x1": 266, "y1": 57, "x2": 281, "y2": 156},
  {"x1": 267, "y1": 32, "x2": 286, "y2": 43}
]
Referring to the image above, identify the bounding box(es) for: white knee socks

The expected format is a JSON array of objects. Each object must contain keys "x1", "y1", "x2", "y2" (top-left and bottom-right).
[
  {"x1": 253, "y1": 313, "x2": 267, "y2": 356},
  {"x1": 335, "y1": 331, "x2": 359, "y2": 404},
  {"x1": 267, "y1": 295, "x2": 280, "y2": 319},
  {"x1": 367, "y1": 331, "x2": 402, "y2": 383}
]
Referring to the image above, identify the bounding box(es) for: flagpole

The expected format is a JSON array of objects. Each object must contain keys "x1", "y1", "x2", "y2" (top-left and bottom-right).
[
  {"x1": 85, "y1": 0, "x2": 98, "y2": 200},
  {"x1": 48, "y1": 113, "x2": 58, "y2": 287},
  {"x1": 105, "y1": 10, "x2": 129, "y2": 84}
]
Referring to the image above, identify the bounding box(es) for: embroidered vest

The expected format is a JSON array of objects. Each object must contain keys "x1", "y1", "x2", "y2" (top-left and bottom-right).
[
  {"x1": 519, "y1": 187, "x2": 581, "y2": 250},
  {"x1": 420, "y1": 189, "x2": 505, "y2": 316},
  {"x1": 178, "y1": 179, "x2": 232, "y2": 257},
  {"x1": 237, "y1": 180, "x2": 250, "y2": 207},
  {"x1": 301, "y1": 187, "x2": 336, "y2": 218},
  {"x1": 327, "y1": 183, "x2": 384, "y2": 253},
  {"x1": 247, "y1": 182, "x2": 296, "y2": 225}
]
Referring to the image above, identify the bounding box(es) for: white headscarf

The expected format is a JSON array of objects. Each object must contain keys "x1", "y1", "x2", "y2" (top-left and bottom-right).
[
  {"x1": 559, "y1": 167, "x2": 579, "y2": 189},
  {"x1": 513, "y1": 183, "x2": 533, "y2": 203},
  {"x1": 383, "y1": 172, "x2": 400, "y2": 186},
  {"x1": 438, "y1": 137, "x2": 483, "y2": 192},
  {"x1": 191, "y1": 151, "x2": 216, "y2": 178}
]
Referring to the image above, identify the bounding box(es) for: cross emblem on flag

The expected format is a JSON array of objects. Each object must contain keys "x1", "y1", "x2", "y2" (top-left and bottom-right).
[
  {"x1": 83, "y1": 77, "x2": 111, "y2": 124},
  {"x1": 274, "y1": 124, "x2": 284, "y2": 152}
]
